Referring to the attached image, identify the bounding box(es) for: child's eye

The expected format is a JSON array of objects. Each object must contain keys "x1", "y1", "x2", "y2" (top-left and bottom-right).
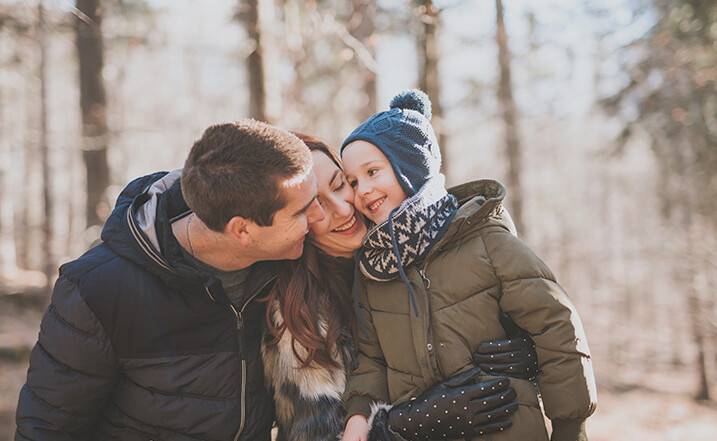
[
  {"x1": 347, "y1": 177, "x2": 358, "y2": 188},
  {"x1": 367, "y1": 168, "x2": 379, "y2": 177}
]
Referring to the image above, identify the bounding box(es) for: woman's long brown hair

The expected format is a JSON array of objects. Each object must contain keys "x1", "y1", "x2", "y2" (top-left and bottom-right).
[{"x1": 262, "y1": 132, "x2": 354, "y2": 370}]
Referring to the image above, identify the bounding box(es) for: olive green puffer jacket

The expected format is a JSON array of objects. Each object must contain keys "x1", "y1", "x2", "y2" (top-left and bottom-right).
[{"x1": 343, "y1": 180, "x2": 597, "y2": 441}]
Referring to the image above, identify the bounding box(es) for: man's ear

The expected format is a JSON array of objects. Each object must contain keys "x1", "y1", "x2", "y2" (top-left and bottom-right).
[{"x1": 225, "y1": 216, "x2": 253, "y2": 245}]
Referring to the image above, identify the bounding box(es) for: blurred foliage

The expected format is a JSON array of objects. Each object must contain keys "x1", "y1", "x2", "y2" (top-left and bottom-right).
[
  {"x1": 272, "y1": 0, "x2": 382, "y2": 142},
  {"x1": 101, "y1": 0, "x2": 157, "y2": 46},
  {"x1": 600, "y1": 0, "x2": 717, "y2": 219}
]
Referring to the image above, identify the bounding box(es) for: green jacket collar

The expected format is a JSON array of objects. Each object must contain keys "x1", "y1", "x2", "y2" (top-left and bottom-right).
[{"x1": 429, "y1": 179, "x2": 516, "y2": 254}]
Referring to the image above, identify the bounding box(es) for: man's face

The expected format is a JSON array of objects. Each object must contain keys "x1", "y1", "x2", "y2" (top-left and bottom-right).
[{"x1": 246, "y1": 172, "x2": 325, "y2": 260}]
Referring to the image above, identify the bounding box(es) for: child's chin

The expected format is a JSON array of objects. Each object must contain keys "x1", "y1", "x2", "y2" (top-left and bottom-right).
[
  {"x1": 362, "y1": 205, "x2": 392, "y2": 225},
  {"x1": 369, "y1": 213, "x2": 390, "y2": 225}
]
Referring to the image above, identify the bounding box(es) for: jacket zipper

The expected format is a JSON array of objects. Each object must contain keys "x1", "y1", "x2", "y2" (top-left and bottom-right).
[
  {"x1": 225, "y1": 275, "x2": 276, "y2": 441},
  {"x1": 418, "y1": 269, "x2": 431, "y2": 289},
  {"x1": 419, "y1": 254, "x2": 447, "y2": 380},
  {"x1": 226, "y1": 301, "x2": 247, "y2": 441}
]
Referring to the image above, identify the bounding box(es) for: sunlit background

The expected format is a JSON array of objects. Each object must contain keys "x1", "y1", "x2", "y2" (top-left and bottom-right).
[{"x1": 0, "y1": 0, "x2": 716, "y2": 439}]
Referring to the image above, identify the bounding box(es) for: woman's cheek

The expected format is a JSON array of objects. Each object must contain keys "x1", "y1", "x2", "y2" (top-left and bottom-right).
[
  {"x1": 341, "y1": 185, "x2": 357, "y2": 205},
  {"x1": 309, "y1": 217, "x2": 330, "y2": 236}
]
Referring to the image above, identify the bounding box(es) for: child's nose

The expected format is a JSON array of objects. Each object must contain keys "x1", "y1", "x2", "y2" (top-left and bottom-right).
[{"x1": 356, "y1": 180, "x2": 372, "y2": 197}]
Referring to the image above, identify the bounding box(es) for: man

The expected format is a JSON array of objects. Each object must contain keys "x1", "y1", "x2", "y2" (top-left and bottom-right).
[{"x1": 15, "y1": 120, "x2": 325, "y2": 440}]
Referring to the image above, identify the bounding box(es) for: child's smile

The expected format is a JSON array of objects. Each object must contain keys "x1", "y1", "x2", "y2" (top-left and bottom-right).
[{"x1": 366, "y1": 196, "x2": 386, "y2": 213}]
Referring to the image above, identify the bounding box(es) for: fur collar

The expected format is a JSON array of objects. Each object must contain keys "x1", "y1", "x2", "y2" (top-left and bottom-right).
[
  {"x1": 262, "y1": 300, "x2": 346, "y2": 401},
  {"x1": 261, "y1": 300, "x2": 352, "y2": 441}
]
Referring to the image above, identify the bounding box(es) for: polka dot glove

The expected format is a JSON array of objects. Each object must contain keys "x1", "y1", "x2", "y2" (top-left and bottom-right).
[
  {"x1": 473, "y1": 334, "x2": 540, "y2": 382},
  {"x1": 386, "y1": 367, "x2": 518, "y2": 440}
]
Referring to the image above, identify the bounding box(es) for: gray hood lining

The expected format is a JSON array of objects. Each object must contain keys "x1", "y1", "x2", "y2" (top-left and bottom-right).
[{"x1": 134, "y1": 169, "x2": 183, "y2": 253}]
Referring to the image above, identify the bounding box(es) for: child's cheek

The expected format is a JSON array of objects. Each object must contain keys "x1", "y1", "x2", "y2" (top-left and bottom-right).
[
  {"x1": 356, "y1": 204, "x2": 373, "y2": 221},
  {"x1": 353, "y1": 193, "x2": 370, "y2": 219}
]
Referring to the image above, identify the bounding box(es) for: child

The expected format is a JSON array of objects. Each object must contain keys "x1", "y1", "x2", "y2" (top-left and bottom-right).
[{"x1": 340, "y1": 90, "x2": 596, "y2": 441}]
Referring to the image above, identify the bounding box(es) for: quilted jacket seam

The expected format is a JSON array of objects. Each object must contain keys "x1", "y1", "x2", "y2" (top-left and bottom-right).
[{"x1": 36, "y1": 341, "x2": 114, "y2": 380}]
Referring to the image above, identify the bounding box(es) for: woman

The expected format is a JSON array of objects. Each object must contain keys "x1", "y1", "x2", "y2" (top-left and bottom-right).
[{"x1": 261, "y1": 133, "x2": 538, "y2": 441}]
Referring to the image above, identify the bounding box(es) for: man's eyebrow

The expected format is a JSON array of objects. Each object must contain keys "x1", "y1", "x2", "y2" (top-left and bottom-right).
[{"x1": 294, "y1": 195, "x2": 318, "y2": 216}]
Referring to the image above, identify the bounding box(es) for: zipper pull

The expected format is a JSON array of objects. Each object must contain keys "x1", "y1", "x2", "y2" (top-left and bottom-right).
[
  {"x1": 229, "y1": 303, "x2": 243, "y2": 330},
  {"x1": 236, "y1": 311, "x2": 244, "y2": 331},
  {"x1": 419, "y1": 269, "x2": 431, "y2": 289}
]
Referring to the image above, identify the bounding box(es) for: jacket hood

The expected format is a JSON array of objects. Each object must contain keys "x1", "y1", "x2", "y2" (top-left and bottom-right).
[
  {"x1": 438, "y1": 179, "x2": 517, "y2": 247},
  {"x1": 101, "y1": 171, "x2": 176, "y2": 272},
  {"x1": 101, "y1": 170, "x2": 183, "y2": 276},
  {"x1": 100, "y1": 170, "x2": 275, "y2": 304}
]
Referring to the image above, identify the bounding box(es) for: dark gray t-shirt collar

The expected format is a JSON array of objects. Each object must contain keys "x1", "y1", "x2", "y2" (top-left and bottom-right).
[{"x1": 179, "y1": 246, "x2": 250, "y2": 308}]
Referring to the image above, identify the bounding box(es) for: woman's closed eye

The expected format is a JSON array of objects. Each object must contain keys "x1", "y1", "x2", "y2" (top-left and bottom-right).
[{"x1": 332, "y1": 174, "x2": 347, "y2": 192}]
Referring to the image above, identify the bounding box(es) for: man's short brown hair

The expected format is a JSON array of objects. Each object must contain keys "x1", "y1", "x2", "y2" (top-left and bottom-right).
[{"x1": 181, "y1": 120, "x2": 312, "y2": 231}]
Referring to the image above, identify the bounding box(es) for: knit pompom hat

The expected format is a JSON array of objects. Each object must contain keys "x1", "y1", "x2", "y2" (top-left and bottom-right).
[{"x1": 340, "y1": 89, "x2": 441, "y2": 197}]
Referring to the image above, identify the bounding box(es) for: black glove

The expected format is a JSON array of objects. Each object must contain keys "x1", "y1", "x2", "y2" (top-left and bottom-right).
[
  {"x1": 375, "y1": 367, "x2": 518, "y2": 440},
  {"x1": 473, "y1": 335, "x2": 539, "y2": 381}
]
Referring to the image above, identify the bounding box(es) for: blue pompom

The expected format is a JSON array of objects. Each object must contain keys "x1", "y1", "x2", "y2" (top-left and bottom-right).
[{"x1": 389, "y1": 89, "x2": 432, "y2": 120}]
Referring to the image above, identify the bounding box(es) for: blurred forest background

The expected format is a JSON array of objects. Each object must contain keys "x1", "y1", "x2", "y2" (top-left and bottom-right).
[{"x1": 0, "y1": 0, "x2": 716, "y2": 439}]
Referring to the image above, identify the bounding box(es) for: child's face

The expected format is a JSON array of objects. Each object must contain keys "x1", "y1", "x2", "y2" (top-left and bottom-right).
[{"x1": 342, "y1": 140, "x2": 408, "y2": 224}]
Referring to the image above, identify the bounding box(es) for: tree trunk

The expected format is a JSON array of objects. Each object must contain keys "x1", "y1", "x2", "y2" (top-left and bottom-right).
[
  {"x1": 0, "y1": 79, "x2": 5, "y2": 273},
  {"x1": 38, "y1": 2, "x2": 53, "y2": 290},
  {"x1": 0, "y1": 84, "x2": 16, "y2": 277},
  {"x1": 16, "y1": 99, "x2": 32, "y2": 271},
  {"x1": 76, "y1": 0, "x2": 110, "y2": 229},
  {"x1": 242, "y1": 0, "x2": 268, "y2": 121},
  {"x1": 416, "y1": 0, "x2": 448, "y2": 176},
  {"x1": 0, "y1": 78, "x2": 6, "y2": 280},
  {"x1": 65, "y1": 124, "x2": 78, "y2": 258},
  {"x1": 495, "y1": 0, "x2": 525, "y2": 235},
  {"x1": 351, "y1": 0, "x2": 377, "y2": 120},
  {"x1": 0, "y1": 174, "x2": 16, "y2": 278},
  {"x1": 672, "y1": 133, "x2": 712, "y2": 400},
  {"x1": 685, "y1": 216, "x2": 711, "y2": 400}
]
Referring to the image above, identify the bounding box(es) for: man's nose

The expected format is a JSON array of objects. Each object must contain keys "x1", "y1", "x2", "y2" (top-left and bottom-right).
[{"x1": 307, "y1": 199, "x2": 326, "y2": 225}]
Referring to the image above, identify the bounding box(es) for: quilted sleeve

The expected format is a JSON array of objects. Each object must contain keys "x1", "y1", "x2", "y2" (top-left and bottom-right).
[
  {"x1": 15, "y1": 276, "x2": 119, "y2": 441},
  {"x1": 480, "y1": 225, "x2": 597, "y2": 441}
]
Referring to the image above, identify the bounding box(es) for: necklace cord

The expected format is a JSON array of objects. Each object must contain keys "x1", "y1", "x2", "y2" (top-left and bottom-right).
[{"x1": 186, "y1": 214, "x2": 196, "y2": 256}]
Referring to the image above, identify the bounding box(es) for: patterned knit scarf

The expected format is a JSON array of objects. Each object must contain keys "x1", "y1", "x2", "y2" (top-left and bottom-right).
[{"x1": 358, "y1": 177, "x2": 458, "y2": 314}]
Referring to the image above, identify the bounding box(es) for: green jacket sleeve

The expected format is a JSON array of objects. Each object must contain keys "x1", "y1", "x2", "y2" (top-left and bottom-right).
[
  {"x1": 480, "y1": 225, "x2": 597, "y2": 438},
  {"x1": 342, "y1": 281, "x2": 390, "y2": 420}
]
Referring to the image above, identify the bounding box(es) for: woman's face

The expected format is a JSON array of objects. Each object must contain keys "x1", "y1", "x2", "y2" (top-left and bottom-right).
[
  {"x1": 342, "y1": 140, "x2": 408, "y2": 224},
  {"x1": 309, "y1": 150, "x2": 368, "y2": 257}
]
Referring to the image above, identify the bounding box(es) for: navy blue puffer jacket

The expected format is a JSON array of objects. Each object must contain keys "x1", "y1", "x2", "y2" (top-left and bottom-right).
[{"x1": 15, "y1": 171, "x2": 276, "y2": 441}]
